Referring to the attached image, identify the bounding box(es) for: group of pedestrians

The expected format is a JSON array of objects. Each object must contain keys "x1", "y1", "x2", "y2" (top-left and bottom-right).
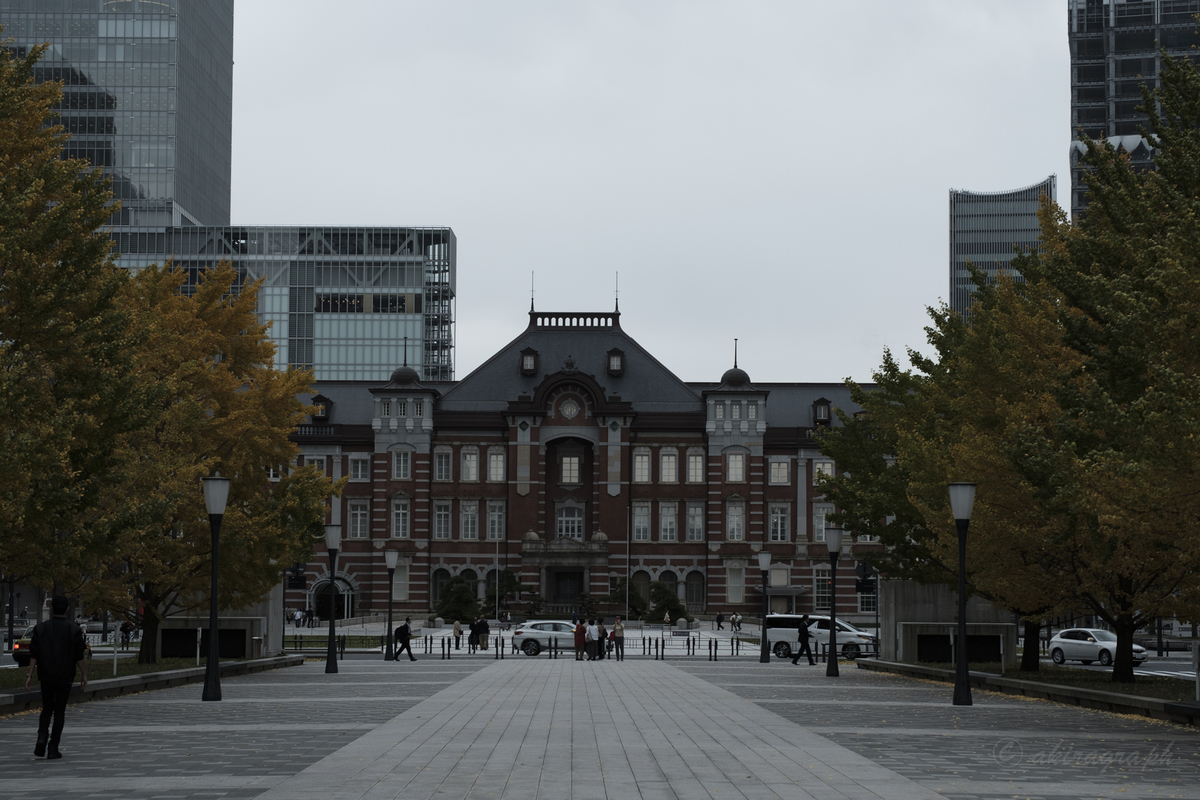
[
  {"x1": 571, "y1": 615, "x2": 625, "y2": 661},
  {"x1": 289, "y1": 607, "x2": 317, "y2": 628},
  {"x1": 714, "y1": 612, "x2": 743, "y2": 631}
]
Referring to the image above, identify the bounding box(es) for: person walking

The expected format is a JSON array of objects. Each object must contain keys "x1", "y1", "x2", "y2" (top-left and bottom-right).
[
  {"x1": 25, "y1": 595, "x2": 88, "y2": 759},
  {"x1": 663, "y1": 610, "x2": 672, "y2": 627},
  {"x1": 574, "y1": 621, "x2": 586, "y2": 661},
  {"x1": 119, "y1": 620, "x2": 133, "y2": 651},
  {"x1": 585, "y1": 619, "x2": 600, "y2": 661},
  {"x1": 596, "y1": 619, "x2": 607, "y2": 660},
  {"x1": 716, "y1": 612, "x2": 725, "y2": 631},
  {"x1": 479, "y1": 617, "x2": 490, "y2": 651},
  {"x1": 612, "y1": 617, "x2": 625, "y2": 661},
  {"x1": 394, "y1": 617, "x2": 417, "y2": 662},
  {"x1": 453, "y1": 619, "x2": 463, "y2": 650},
  {"x1": 791, "y1": 614, "x2": 816, "y2": 666}
]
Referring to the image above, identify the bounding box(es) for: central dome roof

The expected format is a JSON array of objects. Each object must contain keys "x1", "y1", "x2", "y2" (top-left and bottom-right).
[
  {"x1": 390, "y1": 366, "x2": 421, "y2": 385},
  {"x1": 720, "y1": 366, "x2": 751, "y2": 387}
]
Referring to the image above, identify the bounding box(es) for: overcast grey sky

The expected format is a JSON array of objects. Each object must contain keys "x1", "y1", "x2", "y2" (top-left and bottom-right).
[{"x1": 230, "y1": 1, "x2": 1067, "y2": 384}]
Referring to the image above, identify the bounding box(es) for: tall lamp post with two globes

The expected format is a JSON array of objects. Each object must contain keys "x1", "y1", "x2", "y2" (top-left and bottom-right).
[
  {"x1": 201, "y1": 475, "x2": 230, "y2": 702},
  {"x1": 383, "y1": 549, "x2": 398, "y2": 661},
  {"x1": 826, "y1": 524, "x2": 844, "y2": 678},
  {"x1": 324, "y1": 524, "x2": 341, "y2": 675},
  {"x1": 949, "y1": 482, "x2": 977, "y2": 706},
  {"x1": 758, "y1": 550, "x2": 772, "y2": 664}
]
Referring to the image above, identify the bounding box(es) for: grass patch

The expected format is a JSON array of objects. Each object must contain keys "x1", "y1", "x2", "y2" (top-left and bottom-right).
[
  {"x1": 281, "y1": 634, "x2": 386, "y2": 649},
  {"x1": 0, "y1": 657, "x2": 240, "y2": 692}
]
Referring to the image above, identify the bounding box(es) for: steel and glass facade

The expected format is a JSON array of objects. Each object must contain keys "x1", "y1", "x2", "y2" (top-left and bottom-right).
[
  {"x1": 116, "y1": 226, "x2": 457, "y2": 381},
  {"x1": 948, "y1": 176, "x2": 1055, "y2": 317},
  {"x1": 1, "y1": 0, "x2": 233, "y2": 227},
  {"x1": 3, "y1": 1, "x2": 458, "y2": 382},
  {"x1": 1068, "y1": 0, "x2": 1200, "y2": 219}
]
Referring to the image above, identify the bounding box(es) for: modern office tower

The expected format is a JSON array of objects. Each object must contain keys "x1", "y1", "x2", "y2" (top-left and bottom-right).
[
  {"x1": 122, "y1": 226, "x2": 457, "y2": 381},
  {"x1": 2, "y1": 1, "x2": 457, "y2": 382},
  {"x1": 1, "y1": 0, "x2": 234, "y2": 228},
  {"x1": 1068, "y1": 0, "x2": 1200, "y2": 219},
  {"x1": 948, "y1": 176, "x2": 1055, "y2": 317}
]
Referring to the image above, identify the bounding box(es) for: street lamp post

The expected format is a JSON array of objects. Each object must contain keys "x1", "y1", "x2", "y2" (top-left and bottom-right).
[
  {"x1": 826, "y1": 526, "x2": 843, "y2": 678},
  {"x1": 201, "y1": 475, "x2": 230, "y2": 702},
  {"x1": 384, "y1": 549, "x2": 398, "y2": 661},
  {"x1": 758, "y1": 550, "x2": 772, "y2": 664},
  {"x1": 949, "y1": 482, "x2": 977, "y2": 706},
  {"x1": 324, "y1": 524, "x2": 341, "y2": 675}
]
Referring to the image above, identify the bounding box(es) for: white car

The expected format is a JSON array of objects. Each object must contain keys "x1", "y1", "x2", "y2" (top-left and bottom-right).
[
  {"x1": 1049, "y1": 628, "x2": 1148, "y2": 667},
  {"x1": 764, "y1": 614, "x2": 878, "y2": 660},
  {"x1": 512, "y1": 620, "x2": 578, "y2": 656}
]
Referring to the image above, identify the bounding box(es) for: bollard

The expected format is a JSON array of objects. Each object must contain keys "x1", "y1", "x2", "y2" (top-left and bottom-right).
[
  {"x1": 441, "y1": 637, "x2": 445, "y2": 660},
  {"x1": 500, "y1": 636, "x2": 505, "y2": 659},
  {"x1": 494, "y1": 637, "x2": 499, "y2": 659},
  {"x1": 643, "y1": 638, "x2": 648, "y2": 656}
]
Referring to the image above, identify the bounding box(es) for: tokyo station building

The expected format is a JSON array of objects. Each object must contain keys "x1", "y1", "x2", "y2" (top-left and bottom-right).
[{"x1": 286, "y1": 308, "x2": 880, "y2": 627}]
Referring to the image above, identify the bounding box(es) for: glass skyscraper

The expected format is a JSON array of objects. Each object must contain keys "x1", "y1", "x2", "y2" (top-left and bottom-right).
[
  {"x1": 948, "y1": 176, "x2": 1055, "y2": 317},
  {"x1": 2, "y1": 0, "x2": 456, "y2": 381},
  {"x1": 1068, "y1": 0, "x2": 1200, "y2": 219}
]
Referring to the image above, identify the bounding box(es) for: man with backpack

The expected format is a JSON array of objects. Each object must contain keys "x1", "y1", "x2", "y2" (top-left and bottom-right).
[{"x1": 393, "y1": 617, "x2": 416, "y2": 662}]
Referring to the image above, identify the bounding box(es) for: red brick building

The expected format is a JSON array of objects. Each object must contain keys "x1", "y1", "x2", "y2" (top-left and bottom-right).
[{"x1": 285, "y1": 308, "x2": 880, "y2": 627}]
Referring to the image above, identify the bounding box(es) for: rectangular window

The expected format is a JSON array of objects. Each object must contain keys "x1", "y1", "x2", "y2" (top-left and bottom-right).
[
  {"x1": 727, "y1": 567, "x2": 744, "y2": 604},
  {"x1": 660, "y1": 450, "x2": 677, "y2": 483},
  {"x1": 397, "y1": 400, "x2": 407, "y2": 416},
  {"x1": 349, "y1": 454, "x2": 371, "y2": 481},
  {"x1": 715, "y1": 404, "x2": 725, "y2": 420},
  {"x1": 659, "y1": 502, "x2": 677, "y2": 542},
  {"x1": 268, "y1": 467, "x2": 281, "y2": 482},
  {"x1": 306, "y1": 455, "x2": 325, "y2": 477},
  {"x1": 414, "y1": 401, "x2": 423, "y2": 416},
  {"x1": 393, "y1": 564, "x2": 409, "y2": 601},
  {"x1": 687, "y1": 453, "x2": 705, "y2": 483},
  {"x1": 487, "y1": 501, "x2": 505, "y2": 540},
  {"x1": 462, "y1": 451, "x2": 479, "y2": 482},
  {"x1": 561, "y1": 456, "x2": 580, "y2": 484},
  {"x1": 858, "y1": 590, "x2": 878, "y2": 613},
  {"x1": 769, "y1": 505, "x2": 789, "y2": 542},
  {"x1": 814, "y1": 566, "x2": 832, "y2": 611},
  {"x1": 686, "y1": 503, "x2": 705, "y2": 542},
  {"x1": 348, "y1": 500, "x2": 369, "y2": 538},
  {"x1": 747, "y1": 403, "x2": 757, "y2": 420},
  {"x1": 731, "y1": 403, "x2": 741, "y2": 420},
  {"x1": 726, "y1": 501, "x2": 744, "y2": 541},
  {"x1": 727, "y1": 453, "x2": 745, "y2": 483},
  {"x1": 435, "y1": 452, "x2": 451, "y2": 481},
  {"x1": 393, "y1": 451, "x2": 410, "y2": 480},
  {"x1": 814, "y1": 460, "x2": 834, "y2": 484},
  {"x1": 392, "y1": 500, "x2": 410, "y2": 539},
  {"x1": 381, "y1": 400, "x2": 391, "y2": 416},
  {"x1": 434, "y1": 502, "x2": 451, "y2": 539},
  {"x1": 633, "y1": 451, "x2": 650, "y2": 483},
  {"x1": 769, "y1": 460, "x2": 789, "y2": 485},
  {"x1": 813, "y1": 506, "x2": 829, "y2": 543},
  {"x1": 488, "y1": 451, "x2": 505, "y2": 482},
  {"x1": 460, "y1": 500, "x2": 479, "y2": 540},
  {"x1": 633, "y1": 503, "x2": 650, "y2": 541}
]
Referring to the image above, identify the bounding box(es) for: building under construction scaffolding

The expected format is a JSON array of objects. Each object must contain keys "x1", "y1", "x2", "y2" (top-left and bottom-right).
[
  {"x1": 113, "y1": 226, "x2": 456, "y2": 382},
  {"x1": 948, "y1": 176, "x2": 1055, "y2": 317}
]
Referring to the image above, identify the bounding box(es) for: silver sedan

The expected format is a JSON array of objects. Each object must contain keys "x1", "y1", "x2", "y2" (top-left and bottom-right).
[{"x1": 512, "y1": 621, "x2": 577, "y2": 656}]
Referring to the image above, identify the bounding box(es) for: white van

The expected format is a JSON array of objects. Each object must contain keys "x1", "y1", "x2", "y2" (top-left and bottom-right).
[{"x1": 764, "y1": 614, "x2": 878, "y2": 660}]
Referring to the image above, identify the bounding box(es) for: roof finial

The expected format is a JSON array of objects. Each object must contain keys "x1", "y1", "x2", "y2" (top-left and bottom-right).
[
  {"x1": 734, "y1": 338, "x2": 738, "y2": 368},
  {"x1": 403, "y1": 336, "x2": 408, "y2": 367},
  {"x1": 615, "y1": 272, "x2": 620, "y2": 312},
  {"x1": 530, "y1": 271, "x2": 535, "y2": 312}
]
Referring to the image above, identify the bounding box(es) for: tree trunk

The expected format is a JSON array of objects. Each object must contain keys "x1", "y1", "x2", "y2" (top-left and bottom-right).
[
  {"x1": 1020, "y1": 618, "x2": 1042, "y2": 672},
  {"x1": 138, "y1": 611, "x2": 159, "y2": 664},
  {"x1": 1111, "y1": 612, "x2": 1137, "y2": 684}
]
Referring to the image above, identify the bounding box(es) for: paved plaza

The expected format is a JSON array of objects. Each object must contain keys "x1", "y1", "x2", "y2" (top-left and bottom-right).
[{"x1": 0, "y1": 652, "x2": 1197, "y2": 799}]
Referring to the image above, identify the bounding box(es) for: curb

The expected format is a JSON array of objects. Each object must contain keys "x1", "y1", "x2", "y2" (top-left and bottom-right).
[
  {"x1": 0, "y1": 654, "x2": 305, "y2": 716},
  {"x1": 857, "y1": 659, "x2": 1200, "y2": 727}
]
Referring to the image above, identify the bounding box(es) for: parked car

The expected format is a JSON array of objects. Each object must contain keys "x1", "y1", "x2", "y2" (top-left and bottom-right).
[
  {"x1": 1049, "y1": 628, "x2": 1148, "y2": 667},
  {"x1": 11, "y1": 626, "x2": 35, "y2": 668},
  {"x1": 764, "y1": 614, "x2": 878, "y2": 660},
  {"x1": 512, "y1": 620, "x2": 578, "y2": 656}
]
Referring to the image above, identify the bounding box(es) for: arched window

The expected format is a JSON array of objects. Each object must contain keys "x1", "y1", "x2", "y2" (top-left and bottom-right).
[
  {"x1": 631, "y1": 570, "x2": 651, "y2": 609},
  {"x1": 557, "y1": 506, "x2": 584, "y2": 540},
  {"x1": 686, "y1": 571, "x2": 705, "y2": 608},
  {"x1": 659, "y1": 570, "x2": 678, "y2": 599},
  {"x1": 460, "y1": 569, "x2": 478, "y2": 598},
  {"x1": 432, "y1": 568, "x2": 451, "y2": 606}
]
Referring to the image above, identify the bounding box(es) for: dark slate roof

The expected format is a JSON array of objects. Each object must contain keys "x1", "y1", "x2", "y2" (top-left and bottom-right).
[
  {"x1": 437, "y1": 311, "x2": 703, "y2": 414},
  {"x1": 687, "y1": 382, "x2": 871, "y2": 428}
]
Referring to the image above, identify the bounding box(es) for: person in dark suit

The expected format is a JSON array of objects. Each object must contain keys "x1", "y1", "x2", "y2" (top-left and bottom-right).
[
  {"x1": 25, "y1": 595, "x2": 88, "y2": 759},
  {"x1": 478, "y1": 617, "x2": 490, "y2": 650},
  {"x1": 394, "y1": 617, "x2": 417, "y2": 661},
  {"x1": 791, "y1": 614, "x2": 816, "y2": 666}
]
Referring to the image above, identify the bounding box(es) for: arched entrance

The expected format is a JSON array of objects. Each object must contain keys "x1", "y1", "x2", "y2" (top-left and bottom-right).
[{"x1": 313, "y1": 577, "x2": 355, "y2": 621}]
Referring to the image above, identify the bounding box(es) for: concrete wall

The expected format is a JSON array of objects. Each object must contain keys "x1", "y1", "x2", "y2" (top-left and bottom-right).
[{"x1": 881, "y1": 579, "x2": 1013, "y2": 662}]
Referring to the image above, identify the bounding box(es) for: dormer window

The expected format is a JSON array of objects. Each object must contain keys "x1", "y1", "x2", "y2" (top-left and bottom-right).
[
  {"x1": 606, "y1": 348, "x2": 625, "y2": 377},
  {"x1": 813, "y1": 397, "x2": 832, "y2": 426},
  {"x1": 520, "y1": 348, "x2": 538, "y2": 376},
  {"x1": 311, "y1": 395, "x2": 331, "y2": 422}
]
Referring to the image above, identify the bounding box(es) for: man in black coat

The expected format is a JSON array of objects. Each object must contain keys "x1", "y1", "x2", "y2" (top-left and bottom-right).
[
  {"x1": 791, "y1": 614, "x2": 816, "y2": 666},
  {"x1": 25, "y1": 595, "x2": 88, "y2": 759},
  {"x1": 478, "y1": 617, "x2": 490, "y2": 650},
  {"x1": 393, "y1": 617, "x2": 416, "y2": 661}
]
